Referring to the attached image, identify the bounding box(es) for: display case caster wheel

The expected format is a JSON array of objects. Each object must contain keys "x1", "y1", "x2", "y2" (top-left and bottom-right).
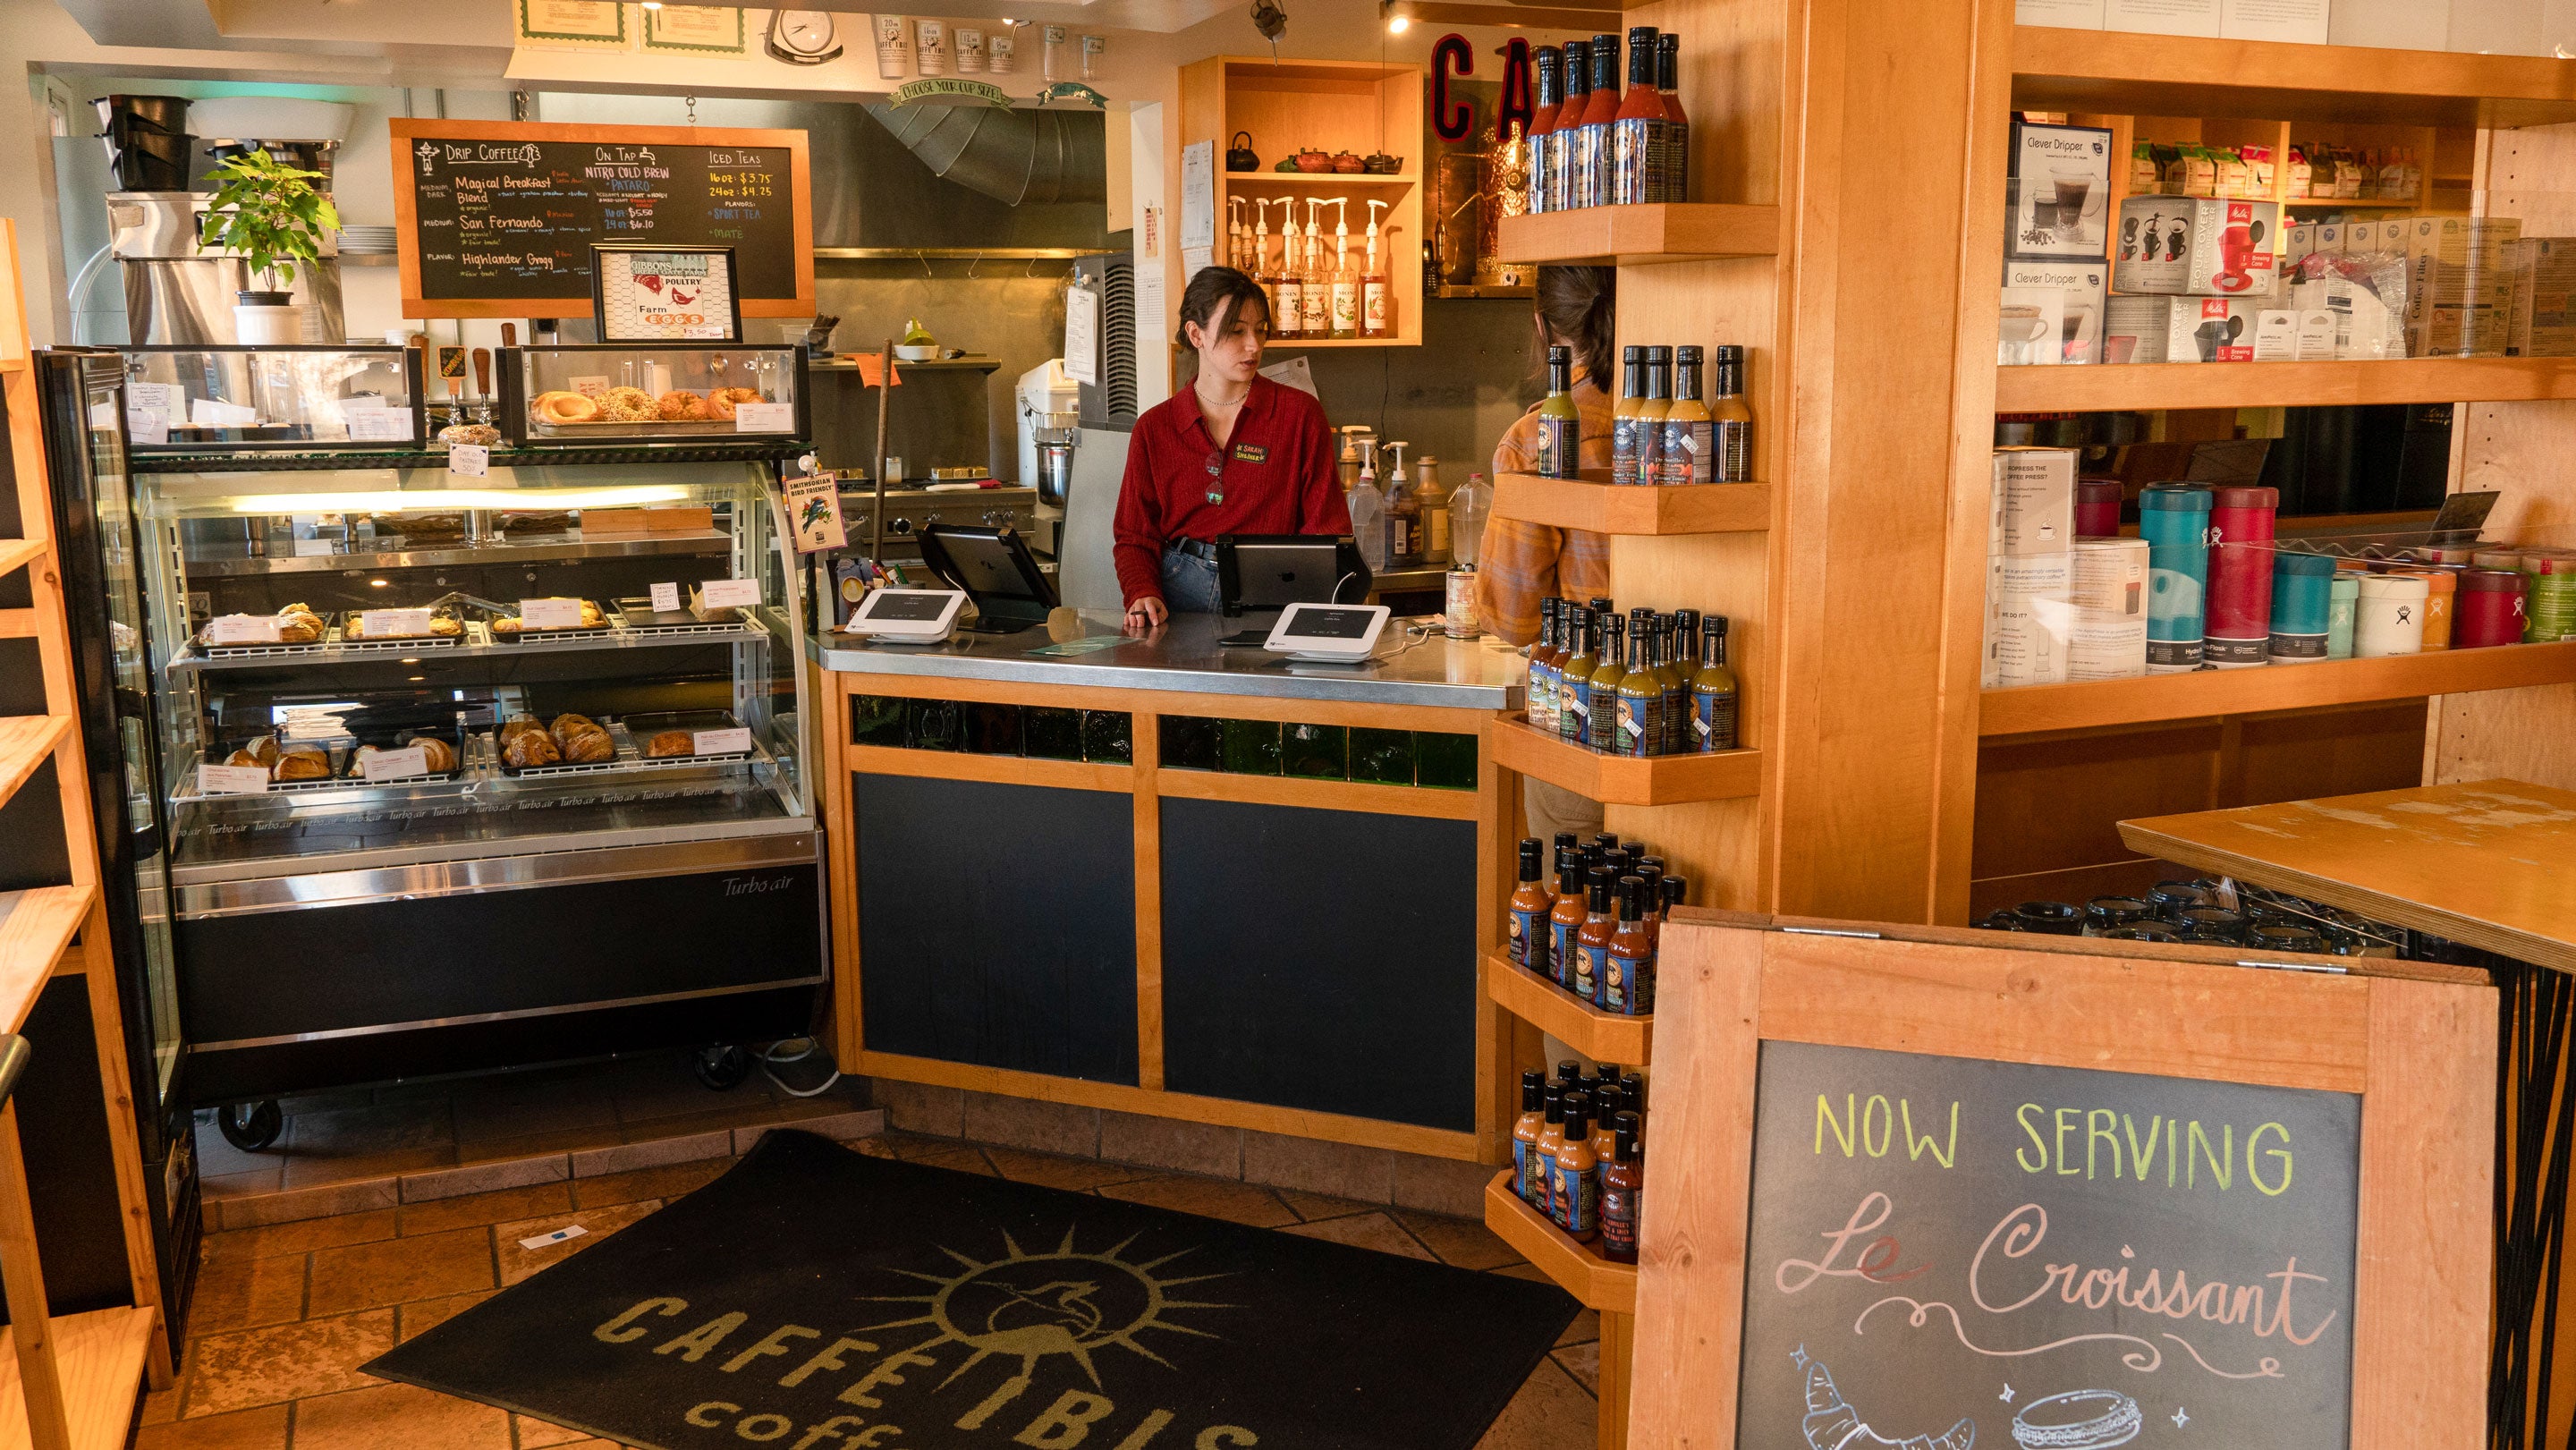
[
  {"x1": 695, "y1": 1045, "x2": 752, "y2": 1091},
  {"x1": 216, "y1": 1099, "x2": 284, "y2": 1152}
]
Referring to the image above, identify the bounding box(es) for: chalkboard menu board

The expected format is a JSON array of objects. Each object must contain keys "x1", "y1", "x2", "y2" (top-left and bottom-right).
[
  {"x1": 1738, "y1": 1041, "x2": 2359, "y2": 1450},
  {"x1": 390, "y1": 120, "x2": 813, "y2": 319}
]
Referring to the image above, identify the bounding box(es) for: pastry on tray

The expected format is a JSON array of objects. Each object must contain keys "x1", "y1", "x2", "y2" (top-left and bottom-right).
[
  {"x1": 233, "y1": 736, "x2": 280, "y2": 767},
  {"x1": 599, "y1": 386, "x2": 657, "y2": 422},
  {"x1": 555, "y1": 726, "x2": 614, "y2": 764},
  {"x1": 436, "y1": 422, "x2": 502, "y2": 446},
  {"x1": 409, "y1": 737, "x2": 457, "y2": 773},
  {"x1": 550, "y1": 713, "x2": 597, "y2": 736},
  {"x1": 502, "y1": 729, "x2": 562, "y2": 768},
  {"x1": 656, "y1": 389, "x2": 709, "y2": 420},
  {"x1": 707, "y1": 386, "x2": 762, "y2": 420},
  {"x1": 271, "y1": 749, "x2": 331, "y2": 782},
  {"x1": 498, "y1": 715, "x2": 545, "y2": 744},
  {"x1": 644, "y1": 730, "x2": 696, "y2": 759},
  {"x1": 532, "y1": 390, "x2": 600, "y2": 425}
]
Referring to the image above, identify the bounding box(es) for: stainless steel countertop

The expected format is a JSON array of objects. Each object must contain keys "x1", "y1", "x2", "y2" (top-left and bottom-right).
[{"x1": 812, "y1": 610, "x2": 1526, "y2": 710}]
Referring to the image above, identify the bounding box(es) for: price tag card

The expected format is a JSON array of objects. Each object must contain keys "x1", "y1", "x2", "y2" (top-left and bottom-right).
[
  {"x1": 344, "y1": 406, "x2": 413, "y2": 443},
  {"x1": 520, "y1": 598, "x2": 587, "y2": 629},
  {"x1": 189, "y1": 397, "x2": 258, "y2": 427},
  {"x1": 127, "y1": 408, "x2": 168, "y2": 446},
  {"x1": 648, "y1": 582, "x2": 683, "y2": 613},
  {"x1": 699, "y1": 577, "x2": 762, "y2": 609},
  {"x1": 198, "y1": 763, "x2": 271, "y2": 795},
  {"x1": 731, "y1": 402, "x2": 794, "y2": 434},
  {"x1": 570, "y1": 376, "x2": 613, "y2": 398},
  {"x1": 358, "y1": 746, "x2": 429, "y2": 781},
  {"x1": 358, "y1": 608, "x2": 433, "y2": 639},
  {"x1": 206, "y1": 615, "x2": 283, "y2": 645},
  {"x1": 682, "y1": 324, "x2": 730, "y2": 340},
  {"x1": 127, "y1": 382, "x2": 180, "y2": 423},
  {"x1": 292, "y1": 538, "x2": 335, "y2": 557},
  {"x1": 692, "y1": 727, "x2": 753, "y2": 756},
  {"x1": 447, "y1": 442, "x2": 490, "y2": 478},
  {"x1": 783, "y1": 471, "x2": 847, "y2": 553}
]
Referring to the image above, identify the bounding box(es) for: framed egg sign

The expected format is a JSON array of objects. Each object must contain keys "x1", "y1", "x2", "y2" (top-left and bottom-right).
[{"x1": 589, "y1": 243, "x2": 744, "y2": 343}]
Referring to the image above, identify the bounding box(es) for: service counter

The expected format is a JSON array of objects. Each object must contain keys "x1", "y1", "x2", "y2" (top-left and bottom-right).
[{"x1": 813, "y1": 612, "x2": 1527, "y2": 1163}]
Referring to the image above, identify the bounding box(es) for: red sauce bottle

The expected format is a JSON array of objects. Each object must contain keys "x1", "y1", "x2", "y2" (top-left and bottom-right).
[
  {"x1": 1547, "y1": 856, "x2": 1588, "y2": 992},
  {"x1": 1553, "y1": 1092, "x2": 1599, "y2": 1241},
  {"x1": 1512, "y1": 1072, "x2": 1546, "y2": 1207},
  {"x1": 1574, "y1": 869, "x2": 1616, "y2": 1005},
  {"x1": 1600, "y1": 1112, "x2": 1643, "y2": 1263},
  {"x1": 1656, "y1": 33, "x2": 1689, "y2": 204},
  {"x1": 1610, "y1": 25, "x2": 1666, "y2": 207},
  {"x1": 1526, "y1": 45, "x2": 1564, "y2": 216},
  {"x1": 1509, "y1": 838, "x2": 1553, "y2": 975},
  {"x1": 1534, "y1": 1083, "x2": 1568, "y2": 1218},
  {"x1": 1572, "y1": 33, "x2": 1622, "y2": 210},
  {"x1": 1605, "y1": 875, "x2": 1651, "y2": 1017}
]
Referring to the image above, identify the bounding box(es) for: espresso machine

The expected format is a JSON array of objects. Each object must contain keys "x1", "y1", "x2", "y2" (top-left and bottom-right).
[{"x1": 100, "y1": 95, "x2": 352, "y2": 345}]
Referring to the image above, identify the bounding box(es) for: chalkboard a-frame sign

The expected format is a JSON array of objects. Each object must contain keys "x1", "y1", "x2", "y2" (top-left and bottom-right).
[
  {"x1": 1630, "y1": 914, "x2": 2495, "y2": 1450},
  {"x1": 390, "y1": 118, "x2": 814, "y2": 320}
]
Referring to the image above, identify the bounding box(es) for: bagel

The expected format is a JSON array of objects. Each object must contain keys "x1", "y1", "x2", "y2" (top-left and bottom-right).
[
  {"x1": 599, "y1": 386, "x2": 657, "y2": 422},
  {"x1": 656, "y1": 389, "x2": 709, "y2": 421},
  {"x1": 707, "y1": 386, "x2": 763, "y2": 420},
  {"x1": 534, "y1": 390, "x2": 599, "y2": 425}
]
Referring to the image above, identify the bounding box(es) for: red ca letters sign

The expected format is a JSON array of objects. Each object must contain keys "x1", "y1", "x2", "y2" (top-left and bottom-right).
[{"x1": 1431, "y1": 33, "x2": 1475, "y2": 141}]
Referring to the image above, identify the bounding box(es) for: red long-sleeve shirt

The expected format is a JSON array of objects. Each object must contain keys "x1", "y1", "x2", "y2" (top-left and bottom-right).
[{"x1": 1112, "y1": 376, "x2": 1352, "y2": 607}]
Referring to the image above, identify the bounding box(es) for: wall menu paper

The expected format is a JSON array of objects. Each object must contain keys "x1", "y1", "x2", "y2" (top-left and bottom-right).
[
  {"x1": 641, "y1": 5, "x2": 748, "y2": 55},
  {"x1": 1181, "y1": 139, "x2": 1216, "y2": 252},
  {"x1": 394, "y1": 121, "x2": 809, "y2": 318},
  {"x1": 2219, "y1": 0, "x2": 2326, "y2": 40},
  {"x1": 515, "y1": 0, "x2": 627, "y2": 46},
  {"x1": 1064, "y1": 282, "x2": 1101, "y2": 386},
  {"x1": 2103, "y1": 0, "x2": 2222, "y2": 34},
  {"x1": 1736, "y1": 1042, "x2": 2358, "y2": 1450}
]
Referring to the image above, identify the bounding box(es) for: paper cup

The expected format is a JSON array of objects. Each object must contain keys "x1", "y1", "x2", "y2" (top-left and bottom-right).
[
  {"x1": 874, "y1": 14, "x2": 912, "y2": 79},
  {"x1": 917, "y1": 19, "x2": 946, "y2": 74},
  {"x1": 956, "y1": 27, "x2": 986, "y2": 72}
]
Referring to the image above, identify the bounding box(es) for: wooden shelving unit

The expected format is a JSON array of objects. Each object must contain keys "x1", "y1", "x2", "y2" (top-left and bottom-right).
[
  {"x1": 1486, "y1": 955, "x2": 1652, "y2": 1065},
  {"x1": 1996, "y1": 359, "x2": 2576, "y2": 413},
  {"x1": 1176, "y1": 57, "x2": 1424, "y2": 347},
  {"x1": 1483, "y1": 1172, "x2": 1637, "y2": 1315},
  {"x1": 2011, "y1": 25, "x2": 2576, "y2": 128},
  {"x1": 1979, "y1": 641, "x2": 2576, "y2": 736},
  {"x1": 1496, "y1": 203, "x2": 1781, "y2": 267},
  {"x1": 0, "y1": 1305, "x2": 157, "y2": 1450},
  {"x1": 1489, "y1": 720, "x2": 1763, "y2": 806},
  {"x1": 1492, "y1": 474, "x2": 1770, "y2": 536}
]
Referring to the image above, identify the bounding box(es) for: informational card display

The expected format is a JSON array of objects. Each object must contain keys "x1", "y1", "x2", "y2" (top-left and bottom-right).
[
  {"x1": 357, "y1": 609, "x2": 435, "y2": 639},
  {"x1": 590, "y1": 244, "x2": 742, "y2": 343},
  {"x1": 699, "y1": 578, "x2": 761, "y2": 609},
  {"x1": 783, "y1": 472, "x2": 848, "y2": 553},
  {"x1": 692, "y1": 727, "x2": 753, "y2": 756},
  {"x1": 358, "y1": 746, "x2": 431, "y2": 781},
  {"x1": 206, "y1": 615, "x2": 283, "y2": 645},
  {"x1": 731, "y1": 402, "x2": 794, "y2": 434},
  {"x1": 448, "y1": 443, "x2": 490, "y2": 478},
  {"x1": 198, "y1": 764, "x2": 271, "y2": 795},
  {"x1": 521, "y1": 598, "x2": 587, "y2": 628},
  {"x1": 649, "y1": 582, "x2": 684, "y2": 612}
]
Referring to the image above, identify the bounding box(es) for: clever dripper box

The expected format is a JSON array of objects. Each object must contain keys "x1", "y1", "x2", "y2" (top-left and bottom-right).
[
  {"x1": 2009, "y1": 121, "x2": 2116, "y2": 261},
  {"x1": 2002, "y1": 260, "x2": 2109, "y2": 364},
  {"x1": 2104, "y1": 295, "x2": 2256, "y2": 362},
  {"x1": 2114, "y1": 196, "x2": 2281, "y2": 296},
  {"x1": 1991, "y1": 447, "x2": 2078, "y2": 556},
  {"x1": 2407, "y1": 215, "x2": 2522, "y2": 358}
]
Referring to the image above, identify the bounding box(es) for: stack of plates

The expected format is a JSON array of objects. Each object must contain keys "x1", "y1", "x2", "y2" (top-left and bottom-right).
[{"x1": 339, "y1": 225, "x2": 397, "y2": 255}]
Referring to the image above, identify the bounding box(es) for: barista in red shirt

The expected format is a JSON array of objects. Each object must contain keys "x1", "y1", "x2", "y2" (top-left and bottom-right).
[{"x1": 1114, "y1": 266, "x2": 1350, "y2": 632}]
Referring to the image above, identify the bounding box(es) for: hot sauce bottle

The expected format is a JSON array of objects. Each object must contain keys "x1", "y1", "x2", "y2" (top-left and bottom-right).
[
  {"x1": 1535, "y1": 1082, "x2": 1569, "y2": 1218},
  {"x1": 1550, "y1": 39, "x2": 1589, "y2": 215},
  {"x1": 1637, "y1": 347, "x2": 1672, "y2": 484},
  {"x1": 1589, "y1": 1082, "x2": 1623, "y2": 1203},
  {"x1": 1557, "y1": 604, "x2": 1597, "y2": 744},
  {"x1": 1610, "y1": 25, "x2": 1666, "y2": 208},
  {"x1": 1527, "y1": 598, "x2": 1560, "y2": 733},
  {"x1": 1605, "y1": 876, "x2": 1652, "y2": 1014},
  {"x1": 1656, "y1": 33, "x2": 1689, "y2": 204},
  {"x1": 1650, "y1": 879, "x2": 1687, "y2": 1014},
  {"x1": 1536, "y1": 345, "x2": 1582, "y2": 480},
  {"x1": 1601, "y1": 1114, "x2": 1644, "y2": 1263},
  {"x1": 1656, "y1": 611, "x2": 1693, "y2": 755},
  {"x1": 1659, "y1": 345, "x2": 1713, "y2": 486},
  {"x1": 1609, "y1": 345, "x2": 1648, "y2": 486},
  {"x1": 1548, "y1": 853, "x2": 1588, "y2": 992},
  {"x1": 1513, "y1": 1072, "x2": 1546, "y2": 1206},
  {"x1": 1712, "y1": 344, "x2": 1754, "y2": 483},
  {"x1": 1553, "y1": 1093, "x2": 1600, "y2": 1241},
  {"x1": 1615, "y1": 615, "x2": 1663, "y2": 758},
  {"x1": 1527, "y1": 46, "x2": 1564, "y2": 216},
  {"x1": 1587, "y1": 613, "x2": 1629, "y2": 752},
  {"x1": 1691, "y1": 614, "x2": 1740, "y2": 751},
  {"x1": 1575, "y1": 868, "x2": 1616, "y2": 1004},
  {"x1": 1632, "y1": 861, "x2": 1665, "y2": 957},
  {"x1": 1510, "y1": 838, "x2": 1553, "y2": 974},
  {"x1": 1573, "y1": 33, "x2": 1622, "y2": 211}
]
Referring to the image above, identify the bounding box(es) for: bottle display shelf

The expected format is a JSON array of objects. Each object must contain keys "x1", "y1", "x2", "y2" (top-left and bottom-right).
[
  {"x1": 1483, "y1": 1171, "x2": 1638, "y2": 1314},
  {"x1": 1978, "y1": 640, "x2": 2576, "y2": 736},
  {"x1": 1494, "y1": 473, "x2": 1769, "y2": 535},
  {"x1": 1498, "y1": 203, "x2": 1782, "y2": 267},
  {"x1": 1491, "y1": 718, "x2": 1761, "y2": 806},
  {"x1": 1487, "y1": 953, "x2": 1653, "y2": 1064}
]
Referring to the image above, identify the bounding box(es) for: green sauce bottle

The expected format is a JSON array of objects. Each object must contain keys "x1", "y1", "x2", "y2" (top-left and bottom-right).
[
  {"x1": 1587, "y1": 613, "x2": 1628, "y2": 751},
  {"x1": 1557, "y1": 604, "x2": 1597, "y2": 745},
  {"x1": 1615, "y1": 617, "x2": 1663, "y2": 757},
  {"x1": 1536, "y1": 344, "x2": 1582, "y2": 480},
  {"x1": 1690, "y1": 614, "x2": 1740, "y2": 752}
]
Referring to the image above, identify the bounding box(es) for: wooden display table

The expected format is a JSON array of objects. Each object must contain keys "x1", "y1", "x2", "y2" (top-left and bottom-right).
[{"x1": 2119, "y1": 779, "x2": 2576, "y2": 971}]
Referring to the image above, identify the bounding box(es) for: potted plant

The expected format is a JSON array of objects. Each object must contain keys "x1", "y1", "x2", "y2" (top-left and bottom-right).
[{"x1": 197, "y1": 148, "x2": 339, "y2": 345}]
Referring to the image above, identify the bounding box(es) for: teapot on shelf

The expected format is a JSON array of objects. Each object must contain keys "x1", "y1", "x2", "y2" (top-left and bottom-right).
[{"x1": 1225, "y1": 131, "x2": 1260, "y2": 172}]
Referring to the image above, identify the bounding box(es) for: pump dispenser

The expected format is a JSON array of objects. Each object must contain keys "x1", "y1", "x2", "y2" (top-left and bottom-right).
[
  {"x1": 1385, "y1": 441, "x2": 1421, "y2": 567},
  {"x1": 1349, "y1": 441, "x2": 1387, "y2": 572},
  {"x1": 1360, "y1": 200, "x2": 1394, "y2": 338},
  {"x1": 1227, "y1": 197, "x2": 1248, "y2": 270},
  {"x1": 1261, "y1": 199, "x2": 1301, "y2": 340},
  {"x1": 1299, "y1": 199, "x2": 1331, "y2": 339},
  {"x1": 1325, "y1": 199, "x2": 1359, "y2": 338}
]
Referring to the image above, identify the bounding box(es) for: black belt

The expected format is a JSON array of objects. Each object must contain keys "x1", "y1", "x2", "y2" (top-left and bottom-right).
[{"x1": 1166, "y1": 538, "x2": 1218, "y2": 563}]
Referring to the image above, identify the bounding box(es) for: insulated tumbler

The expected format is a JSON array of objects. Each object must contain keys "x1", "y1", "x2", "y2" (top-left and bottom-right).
[
  {"x1": 2524, "y1": 548, "x2": 2576, "y2": 642},
  {"x1": 2454, "y1": 569, "x2": 2528, "y2": 648},
  {"x1": 2140, "y1": 485, "x2": 2213, "y2": 673},
  {"x1": 2074, "y1": 479, "x2": 2123, "y2": 538},
  {"x1": 2354, "y1": 573, "x2": 2428, "y2": 657},
  {"x1": 2267, "y1": 551, "x2": 2335, "y2": 663},
  {"x1": 2326, "y1": 575, "x2": 2360, "y2": 659},
  {"x1": 2403, "y1": 568, "x2": 2455, "y2": 649},
  {"x1": 2204, "y1": 485, "x2": 2277, "y2": 666}
]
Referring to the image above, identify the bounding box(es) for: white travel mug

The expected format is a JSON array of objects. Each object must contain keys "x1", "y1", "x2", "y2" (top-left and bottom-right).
[{"x1": 2355, "y1": 573, "x2": 2428, "y2": 657}]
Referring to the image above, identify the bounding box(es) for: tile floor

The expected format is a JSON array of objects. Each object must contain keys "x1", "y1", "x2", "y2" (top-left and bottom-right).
[{"x1": 141, "y1": 1131, "x2": 1599, "y2": 1449}]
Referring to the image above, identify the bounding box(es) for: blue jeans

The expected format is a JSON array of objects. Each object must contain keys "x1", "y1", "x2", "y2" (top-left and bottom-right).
[{"x1": 1159, "y1": 545, "x2": 1224, "y2": 614}]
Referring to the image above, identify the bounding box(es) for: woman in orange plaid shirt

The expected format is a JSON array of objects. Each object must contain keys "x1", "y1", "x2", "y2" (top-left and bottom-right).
[{"x1": 1476, "y1": 265, "x2": 1616, "y2": 844}]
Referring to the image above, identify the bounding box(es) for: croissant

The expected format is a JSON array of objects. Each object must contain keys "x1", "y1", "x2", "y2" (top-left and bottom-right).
[
  {"x1": 225, "y1": 748, "x2": 264, "y2": 768},
  {"x1": 275, "y1": 615, "x2": 325, "y2": 644},
  {"x1": 272, "y1": 750, "x2": 331, "y2": 782},
  {"x1": 498, "y1": 715, "x2": 544, "y2": 743},
  {"x1": 242, "y1": 736, "x2": 279, "y2": 766},
  {"x1": 556, "y1": 726, "x2": 614, "y2": 764},
  {"x1": 409, "y1": 737, "x2": 457, "y2": 773},
  {"x1": 644, "y1": 730, "x2": 695, "y2": 759},
  {"x1": 549, "y1": 713, "x2": 597, "y2": 737},
  {"x1": 503, "y1": 730, "x2": 561, "y2": 768}
]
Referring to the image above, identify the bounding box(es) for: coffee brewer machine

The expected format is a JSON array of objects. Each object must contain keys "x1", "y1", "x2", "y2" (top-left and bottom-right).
[{"x1": 99, "y1": 95, "x2": 352, "y2": 344}]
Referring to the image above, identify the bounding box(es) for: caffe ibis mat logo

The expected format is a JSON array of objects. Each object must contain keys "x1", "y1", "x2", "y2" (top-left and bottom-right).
[{"x1": 585, "y1": 1225, "x2": 1256, "y2": 1448}]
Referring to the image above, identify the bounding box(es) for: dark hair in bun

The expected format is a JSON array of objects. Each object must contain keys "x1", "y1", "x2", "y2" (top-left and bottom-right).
[{"x1": 1175, "y1": 266, "x2": 1271, "y2": 351}]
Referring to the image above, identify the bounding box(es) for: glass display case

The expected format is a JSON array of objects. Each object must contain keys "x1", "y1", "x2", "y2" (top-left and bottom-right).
[
  {"x1": 91, "y1": 343, "x2": 826, "y2": 1114},
  {"x1": 123, "y1": 344, "x2": 424, "y2": 453},
  {"x1": 501, "y1": 343, "x2": 808, "y2": 445}
]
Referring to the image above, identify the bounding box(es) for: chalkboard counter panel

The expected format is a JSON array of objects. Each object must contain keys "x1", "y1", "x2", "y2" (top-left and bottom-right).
[
  {"x1": 390, "y1": 119, "x2": 814, "y2": 320},
  {"x1": 1626, "y1": 913, "x2": 2495, "y2": 1450},
  {"x1": 1484, "y1": 952, "x2": 1652, "y2": 1064}
]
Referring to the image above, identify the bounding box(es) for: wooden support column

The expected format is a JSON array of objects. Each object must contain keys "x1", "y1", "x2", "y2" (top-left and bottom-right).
[{"x1": 0, "y1": 1099, "x2": 71, "y2": 1450}]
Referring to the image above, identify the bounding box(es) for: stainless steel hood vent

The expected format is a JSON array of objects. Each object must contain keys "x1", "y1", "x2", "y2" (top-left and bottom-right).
[{"x1": 863, "y1": 103, "x2": 1106, "y2": 208}]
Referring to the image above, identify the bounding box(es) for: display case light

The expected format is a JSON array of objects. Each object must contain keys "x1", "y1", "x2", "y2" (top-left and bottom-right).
[{"x1": 222, "y1": 486, "x2": 694, "y2": 513}]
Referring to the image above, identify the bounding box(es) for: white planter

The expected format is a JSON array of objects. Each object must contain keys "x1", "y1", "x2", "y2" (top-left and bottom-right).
[{"x1": 233, "y1": 292, "x2": 302, "y2": 345}]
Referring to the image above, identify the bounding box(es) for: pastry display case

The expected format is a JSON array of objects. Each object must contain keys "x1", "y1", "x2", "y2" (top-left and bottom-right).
[
  {"x1": 500, "y1": 343, "x2": 809, "y2": 445},
  {"x1": 92, "y1": 344, "x2": 826, "y2": 1115},
  {"x1": 122, "y1": 343, "x2": 425, "y2": 453}
]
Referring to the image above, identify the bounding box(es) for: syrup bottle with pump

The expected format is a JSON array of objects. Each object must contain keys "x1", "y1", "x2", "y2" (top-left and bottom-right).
[
  {"x1": 1361, "y1": 200, "x2": 1393, "y2": 338},
  {"x1": 1299, "y1": 199, "x2": 1333, "y2": 341},
  {"x1": 1326, "y1": 199, "x2": 1360, "y2": 339},
  {"x1": 1262, "y1": 199, "x2": 1301, "y2": 341}
]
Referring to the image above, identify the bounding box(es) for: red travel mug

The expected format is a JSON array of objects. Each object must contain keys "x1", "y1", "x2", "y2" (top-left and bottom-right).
[
  {"x1": 2076, "y1": 479, "x2": 2123, "y2": 538},
  {"x1": 2204, "y1": 485, "x2": 2277, "y2": 666},
  {"x1": 2454, "y1": 569, "x2": 2529, "y2": 648}
]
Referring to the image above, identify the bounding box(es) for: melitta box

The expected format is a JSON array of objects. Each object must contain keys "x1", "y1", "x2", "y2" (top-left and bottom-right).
[
  {"x1": 2008, "y1": 121, "x2": 2115, "y2": 260},
  {"x1": 2104, "y1": 295, "x2": 2256, "y2": 363},
  {"x1": 2001, "y1": 259, "x2": 2108, "y2": 364},
  {"x1": 2114, "y1": 196, "x2": 2281, "y2": 296}
]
